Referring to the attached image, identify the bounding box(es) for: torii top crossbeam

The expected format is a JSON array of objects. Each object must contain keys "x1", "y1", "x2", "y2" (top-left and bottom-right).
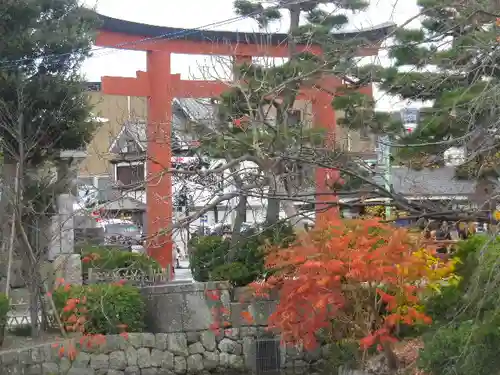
[{"x1": 94, "y1": 12, "x2": 394, "y2": 269}]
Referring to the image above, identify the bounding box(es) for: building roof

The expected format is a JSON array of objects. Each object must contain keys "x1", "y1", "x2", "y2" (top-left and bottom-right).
[
  {"x1": 372, "y1": 166, "x2": 486, "y2": 196},
  {"x1": 109, "y1": 98, "x2": 216, "y2": 153},
  {"x1": 97, "y1": 13, "x2": 395, "y2": 45}
]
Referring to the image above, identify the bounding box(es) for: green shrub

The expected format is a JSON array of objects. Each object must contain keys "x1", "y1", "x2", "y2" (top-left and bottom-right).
[
  {"x1": 53, "y1": 283, "x2": 145, "y2": 334},
  {"x1": 81, "y1": 246, "x2": 161, "y2": 274},
  {"x1": 189, "y1": 221, "x2": 295, "y2": 286},
  {"x1": 189, "y1": 236, "x2": 229, "y2": 282},
  {"x1": 211, "y1": 262, "x2": 257, "y2": 287},
  {"x1": 419, "y1": 319, "x2": 500, "y2": 375},
  {"x1": 0, "y1": 293, "x2": 9, "y2": 326}
]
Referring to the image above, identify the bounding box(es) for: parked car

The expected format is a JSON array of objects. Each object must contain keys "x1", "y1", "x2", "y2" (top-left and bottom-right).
[{"x1": 97, "y1": 219, "x2": 145, "y2": 253}]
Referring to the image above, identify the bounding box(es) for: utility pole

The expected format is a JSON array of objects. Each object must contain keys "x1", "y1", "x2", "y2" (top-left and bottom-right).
[{"x1": 377, "y1": 134, "x2": 392, "y2": 219}]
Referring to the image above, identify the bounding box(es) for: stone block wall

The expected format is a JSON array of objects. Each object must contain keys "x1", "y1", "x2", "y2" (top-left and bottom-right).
[
  {"x1": 0, "y1": 281, "x2": 332, "y2": 374},
  {"x1": 0, "y1": 331, "x2": 329, "y2": 374}
]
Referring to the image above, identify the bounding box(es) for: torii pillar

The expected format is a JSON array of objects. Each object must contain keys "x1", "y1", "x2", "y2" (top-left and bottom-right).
[{"x1": 94, "y1": 14, "x2": 387, "y2": 270}]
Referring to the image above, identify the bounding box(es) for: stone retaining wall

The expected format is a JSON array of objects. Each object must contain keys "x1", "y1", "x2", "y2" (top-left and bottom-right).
[
  {"x1": 0, "y1": 331, "x2": 329, "y2": 374},
  {"x1": 0, "y1": 282, "x2": 331, "y2": 374}
]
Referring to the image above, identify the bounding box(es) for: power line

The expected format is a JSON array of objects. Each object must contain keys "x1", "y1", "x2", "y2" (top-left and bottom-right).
[
  {"x1": 0, "y1": 0, "x2": 312, "y2": 69},
  {"x1": 0, "y1": 14, "x2": 251, "y2": 69}
]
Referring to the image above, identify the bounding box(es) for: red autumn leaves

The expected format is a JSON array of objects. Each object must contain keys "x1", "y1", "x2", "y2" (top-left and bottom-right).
[{"x1": 241, "y1": 218, "x2": 450, "y2": 351}]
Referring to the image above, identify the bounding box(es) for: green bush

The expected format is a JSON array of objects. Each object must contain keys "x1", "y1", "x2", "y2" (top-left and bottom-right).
[
  {"x1": 189, "y1": 236, "x2": 229, "y2": 282},
  {"x1": 189, "y1": 221, "x2": 295, "y2": 286},
  {"x1": 211, "y1": 262, "x2": 257, "y2": 287},
  {"x1": 419, "y1": 319, "x2": 500, "y2": 375},
  {"x1": 418, "y1": 235, "x2": 500, "y2": 375},
  {"x1": 53, "y1": 283, "x2": 145, "y2": 334},
  {"x1": 0, "y1": 293, "x2": 10, "y2": 326},
  {"x1": 81, "y1": 246, "x2": 161, "y2": 274}
]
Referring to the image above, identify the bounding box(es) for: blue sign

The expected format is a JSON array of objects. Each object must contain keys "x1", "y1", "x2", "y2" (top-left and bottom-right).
[{"x1": 201, "y1": 215, "x2": 208, "y2": 223}]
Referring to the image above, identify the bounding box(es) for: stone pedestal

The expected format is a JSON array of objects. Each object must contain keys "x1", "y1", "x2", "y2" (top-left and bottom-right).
[
  {"x1": 53, "y1": 254, "x2": 82, "y2": 286},
  {"x1": 48, "y1": 194, "x2": 75, "y2": 261}
]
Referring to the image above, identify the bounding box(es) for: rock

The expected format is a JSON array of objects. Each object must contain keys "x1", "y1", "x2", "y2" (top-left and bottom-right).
[
  {"x1": 124, "y1": 366, "x2": 140, "y2": 375},
  {"x1": 202, "y1": 352, "x2": 219, "y2": 370},
  {"x1": 143, "y1": 333, "x2": 156, "y2": 348},
  {"x1": 91, "y1": 354, "x2": 110, "y2": 370},
  {"x1": 27, "y1": 365, "x2": 42, "y2": 375},
  {"x1": 137, "y1": 348, "x2": 152, "y2": 369},
  {"x1": 200, "y1": 331, "x2": 216, "y2": 352},
  {"x1": 73, "y1": 352, "x2": 91, "y2": 368},
  {"x1": 161, "y1": 351, "x2": 175, "y2": 369},
  {"x1": 228, "y1": 354, "x2": 244, "y2": 369},
  {"x1": 156, "y1": 333, "x2": 168, "y2": 350},
  {"x1": 60, "y1": 357, "x2": 72, "y2": 373},
  {"x1": 107, "y1": 370, "x2": 125, "y2": 375},
  {"x1": 240, "y1": 327, "x2": 257, "y2": 337},
  {"x1": 106, "y1": 335, "x2": 128, "y2": 352},
  {"x1": 127, "y1": 333, "x2": 143, "y2": 348},
  {"x1": 186, "y1": 332, "x2": 199, "y2": 344},
  {"x1": 174, "y1": 356, "x2": 187, "y2": 374},
  {"x1": 125, "y1": 347, "x2": 138, "y2": 367},
  {"x1": 168, "y1": 333, "x2": 189, "y2": 357},
  {"x1": 110, "y1": 351, "x2": 127, "y2": 370},
  {"x1": 218, "y1": 338, "x2": 242, "y2": 355},
  {"x1": 187, "y1": 354, "x2": 204, "y2": 373},
  {"x1": 151, "y1": 349, "x2": 165, "y2": 367},
  {"x1": 188, "y1": 342, "x2": 204, "y2": 355},
  {"x1": 67, "y1": 368, "x2": 96, "y2": 375},
  {"x1": 142, "y1": 369, "x2": 159, "y2": 375},
  {"x1": 42, "y1": 362, "x2": 59, "y2": 375},
  {"x1": 219, "y1": 352, "x2": 230, "y2": 368},
  {"x1": 67, "y1": 369, "x2": 96, "y2": 375},
  {"x1": 224, "y1": 328, "x2": 239, "y2": 340},
  {"x1": 294, "y1": 359, "x2": 308, "y2": 368}
]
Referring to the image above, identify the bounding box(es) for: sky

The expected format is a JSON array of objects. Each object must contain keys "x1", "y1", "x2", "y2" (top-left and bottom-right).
[{"x1": 81, "y1": 0, "x2": 422, "y2": 111}]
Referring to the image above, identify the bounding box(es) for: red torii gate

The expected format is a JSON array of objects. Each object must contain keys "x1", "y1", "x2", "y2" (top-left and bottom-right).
[{"x1": 94, "y1": 14, "x2": 392, "y2": 269}]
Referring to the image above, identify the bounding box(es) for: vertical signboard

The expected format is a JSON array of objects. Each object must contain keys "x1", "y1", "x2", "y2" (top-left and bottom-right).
[
  {"x1": 376, "y1": 135, "x2": 390, "y2": 166},
  {"x1": 400, "y1": 108, "x2": 419, "y2": 134}
]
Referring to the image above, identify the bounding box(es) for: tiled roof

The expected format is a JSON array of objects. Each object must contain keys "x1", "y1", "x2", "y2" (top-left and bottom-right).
[{"x1": 372, "y1": 166, "x2": 484, "y2": 196}]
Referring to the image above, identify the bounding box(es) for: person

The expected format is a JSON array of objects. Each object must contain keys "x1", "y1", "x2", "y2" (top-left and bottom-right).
[{"x1": 172, "y1": 245, "x2": 180, "y2": 269}]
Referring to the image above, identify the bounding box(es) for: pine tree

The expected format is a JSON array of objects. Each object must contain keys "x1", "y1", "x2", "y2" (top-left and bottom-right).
[
  {"x1": 336, "y1": 0, "x2": 500, "y2": 204},
  {"x1": 200, "y1": 0, "x2": 380, "y2": 241},
  {"x1": 0, "y1": 0, "x2": 98, "y2": 166}
]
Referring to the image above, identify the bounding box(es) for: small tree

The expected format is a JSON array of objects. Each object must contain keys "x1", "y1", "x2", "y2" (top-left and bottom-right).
[{"x1": 0, "y1": 0, "x2": 98, "y2": 337}]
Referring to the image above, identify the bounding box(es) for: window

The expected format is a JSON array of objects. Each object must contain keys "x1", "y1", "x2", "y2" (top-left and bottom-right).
[
  {"x1": 116, "y1": 163, "x2": 145, "y2": 185},
  {"x1": 287, "y1": 109, "x2": 302, "y2": 127}
]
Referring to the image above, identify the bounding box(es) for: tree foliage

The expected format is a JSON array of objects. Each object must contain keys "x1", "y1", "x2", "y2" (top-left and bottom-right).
[
  {"x1": 195, "y1": 0, "x2": 386, "y2": 230},
  {"x1": 0, "y1": 0, "x2": 99, "y2": 165},
  {"x1": 336, "y1": 0, "x2": 500, "y2": 179},
  {"x1": 248, "y1": 219, "x2": 456, "y2": 366}
]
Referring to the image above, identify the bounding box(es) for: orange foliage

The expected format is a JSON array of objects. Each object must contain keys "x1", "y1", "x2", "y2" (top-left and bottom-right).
[{"x1": 248, "y1": 218, "x2": 452, "y2": 351}]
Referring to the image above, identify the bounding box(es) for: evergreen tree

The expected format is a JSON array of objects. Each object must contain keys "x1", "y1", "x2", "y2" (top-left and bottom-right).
[
  {"x1": 199, "y1": 0, "x2": 382, "y2": 240},
  {"x1": 336, "y1": 1, "x2": 500, "y2": 192},
  {"x1": 0, "y1": 0, "x2": 97, "y2": 166}
]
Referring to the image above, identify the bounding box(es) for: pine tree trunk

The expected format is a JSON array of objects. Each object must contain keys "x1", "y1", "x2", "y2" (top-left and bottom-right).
[{"x1": 229, "y1": 195, "x2": 248, "y2": 260}]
